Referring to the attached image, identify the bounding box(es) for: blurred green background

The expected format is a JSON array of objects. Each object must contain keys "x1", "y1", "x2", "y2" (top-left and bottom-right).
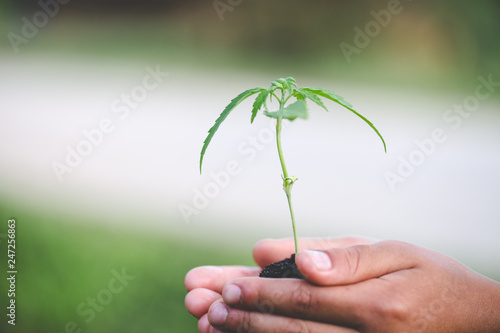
[{"x1": 1, "y1": 1, "x2": 500, "y2": 332}]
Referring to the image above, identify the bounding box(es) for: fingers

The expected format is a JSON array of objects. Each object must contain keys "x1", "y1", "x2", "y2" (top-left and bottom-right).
[
  {"x1": 253, "y1": 236, "x2": 377, "y2": 267},
  {"x1": 197, "y1": 314, "x2": 211, "y2": 333},
  {"x1": 217, "y1": 277, "x2": 377, "y2": 326},
  {"x1": 185, "y1": 265, "x2": 261, "y2": 292},
  {"x1": 185, "y1": 288, "x2": 221, "y2": 319},
  {"x1": 208, "y1": 299, "x2": 359, "y2": 333},
  {"x1": 185, "y1": 266, "x2": 262, "y2": 331},
  {"x1": 217, "y1": 241, "x2": 423, "y2": 327},
  {"x1": 295, "y1": 240, "x2": 420, "y2": 285}
]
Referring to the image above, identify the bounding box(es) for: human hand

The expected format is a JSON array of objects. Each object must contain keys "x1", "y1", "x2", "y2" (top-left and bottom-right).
[
  {"x1": 185, "y1": 237, "x2": 375, "y2": 332},
  {"x1": 206, "y1": 239, "x2": 500, "y2": 332}
]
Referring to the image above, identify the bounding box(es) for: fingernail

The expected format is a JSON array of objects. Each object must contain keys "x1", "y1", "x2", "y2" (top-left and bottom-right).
[
  {"x1": 302, "y1": 250, "x2": 332, "y2": 271},
  {"x1": 223, "y1": 284, "x2": 241, "y2": 305},
  {"x1": 209, "y1": 302, "x2": 228, "y2": 326}
]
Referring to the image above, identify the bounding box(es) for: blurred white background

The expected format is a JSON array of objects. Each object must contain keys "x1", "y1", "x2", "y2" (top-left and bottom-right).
[{"x1": 1, "y1": 53, "x2": 499, "y2": 277}]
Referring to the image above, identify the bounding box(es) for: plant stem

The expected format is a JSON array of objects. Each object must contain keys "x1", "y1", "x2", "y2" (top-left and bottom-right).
[
  {"x1": 276, "y1": 117, "x2": 289, "y2": 179},
  {"x1": 285, "y1": 188, "x2": 299, "y2": 254},
  {"x1": 276, "y1": 116, "x2": 299, "y2": 254}
]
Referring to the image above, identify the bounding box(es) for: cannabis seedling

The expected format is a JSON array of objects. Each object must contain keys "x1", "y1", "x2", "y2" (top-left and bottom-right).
[{"x1": 200, "y1": 77, "x2": 386, "y2": 255}]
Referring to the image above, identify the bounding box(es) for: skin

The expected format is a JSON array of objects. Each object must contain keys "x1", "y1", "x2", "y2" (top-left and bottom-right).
[{"x1": 185, "y1": 237, "x2": 500, "y2": 333}]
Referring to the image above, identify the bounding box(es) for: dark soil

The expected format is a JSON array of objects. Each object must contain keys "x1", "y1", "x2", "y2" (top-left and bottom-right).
[{"x1": 259, "y1": 254, "x2": 305, "y2": 279}]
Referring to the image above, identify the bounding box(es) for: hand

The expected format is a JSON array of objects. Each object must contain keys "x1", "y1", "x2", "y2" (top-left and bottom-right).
[
  {"x1": 185, "y1": 265, "x2": 260, "y2": 332},
  {"x1": 205, "y1": 239, "x2": 500, "y2": 333},
  {"x1": 185, "y1": 237, "x2": 374, "y2": 332}
]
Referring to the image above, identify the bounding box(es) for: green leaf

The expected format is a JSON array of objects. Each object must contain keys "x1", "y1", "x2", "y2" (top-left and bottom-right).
[
  {"x1": 270, "y1": 77, "x2": 297, "y2": 97},
  {"x1": 283, "y1": 77, "x2": 297, "y2": 95},
  {"x1": 251, "y1": 89, "x2": 269, "y2": 123},
  {"x1": 292, "y1": 90, "x2": 306, "y2": 100},
  {"x1": 297, "y1": 87, "x2": 327, "y2": 111},
  {"x1": 270, "y1": 79, "x2": 283, "y2": 91},
  {"x1": 303, "y1": 88, "x2": 386, "y2": 152},
  {"x1": 264, "y1": 99, "x2": 308, "y2": 121},
  {"x1": 200, "y1": 87, "x2": 264, "y2": 173},
  {"x1": 302, "y1": 87, "x2": 352, "y2": 108}
]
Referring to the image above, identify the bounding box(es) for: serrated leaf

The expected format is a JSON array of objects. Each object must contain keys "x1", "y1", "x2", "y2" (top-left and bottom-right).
[
  {"x1": 200, "y1": 87, "x2": 264, "y2": 173},
  {"x1": 251, "y1": 89, "x2": 269, "y2": 123},
  {"x1": 302, "y1": 88, "x2": 352, "y2": 108},
  {"x1": 293, "y1": 90, "x2": 306, "y2": 100},
  {"x1": 286, "y1": 77, "x2": 297, "y2": 87},
  {"x1": 304, "y1": 88, "x2": 386, "y2": 152},
  {"x1": 283, "y1": 77, "x2": 297, "y2": 95},
  {"x1": 271, "y1": 79, "x2": 284, "y2": 90},
  {"x1": 297, "y1": 87, "x2": 327, "y2": 111},
  {"x1": 264, "y1": 99, "x2": 308, "y2": 121},
  {"x1": 270, "y1": 77, "x2": 297, "y2": 96}
]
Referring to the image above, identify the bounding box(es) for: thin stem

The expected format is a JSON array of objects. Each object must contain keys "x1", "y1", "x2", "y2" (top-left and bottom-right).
[
  {"x1": 276, "y1": 114, "x2": 299, "y2": 254},
  {"x1": 285, "y1": 190, "x2": 299, "y2": 254},
  {"x1": 276, "y1": 117, "x2": 289, "y2": 179},
  {"x1": 282, "y1": 93, "x2": 294, "y2": 105}
]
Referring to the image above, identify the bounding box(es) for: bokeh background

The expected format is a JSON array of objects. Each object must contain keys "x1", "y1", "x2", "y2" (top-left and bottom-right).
[{"x1": 1, "y1": 1, "x2": 499, "y2": 332}]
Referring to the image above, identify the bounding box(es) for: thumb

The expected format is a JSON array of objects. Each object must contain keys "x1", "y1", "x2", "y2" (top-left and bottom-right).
[
  {"x1": 295, "y1": 240, "x2": 420, "y2": 285},
  {"x1": 253, "y1": 236, "x2": 377, "y2": 268}
]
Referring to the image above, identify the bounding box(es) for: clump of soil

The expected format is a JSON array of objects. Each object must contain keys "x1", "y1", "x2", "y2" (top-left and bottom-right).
[{"x1": 259, "y1": 254, "x2": 305, "y2": 279}]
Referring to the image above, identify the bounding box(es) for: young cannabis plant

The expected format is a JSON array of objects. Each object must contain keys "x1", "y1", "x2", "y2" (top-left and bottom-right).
[{"x1": 200, "y1": 77, "x2": 386, "y2": 254}]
